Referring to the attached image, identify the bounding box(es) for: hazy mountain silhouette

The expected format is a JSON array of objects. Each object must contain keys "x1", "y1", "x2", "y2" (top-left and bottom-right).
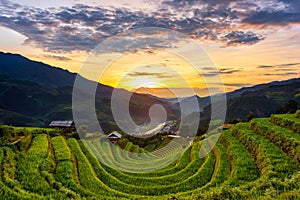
[
  {"x1": 0, "y1": 51, "x2": 299, "y2": 132},
  {"x1": 0, "y1": 52, "x2": 179, "y2": 131}
]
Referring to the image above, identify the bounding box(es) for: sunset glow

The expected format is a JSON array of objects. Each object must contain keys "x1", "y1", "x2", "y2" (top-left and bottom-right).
[{"x1": 0, "y1": 0, "x2": 299, "y2": 97}]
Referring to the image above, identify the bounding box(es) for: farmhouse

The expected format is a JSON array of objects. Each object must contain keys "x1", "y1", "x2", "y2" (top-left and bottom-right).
[
  {"x1": 107, "y1": 131, "x2": 122, "y2": 140},
  {"x1": 49, "y1": 120, "x2": 74, "y2": 132}
]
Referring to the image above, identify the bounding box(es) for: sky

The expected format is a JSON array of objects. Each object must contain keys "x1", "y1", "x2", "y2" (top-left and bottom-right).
[{"x1": 0, "y1": 0, "x2": 299, "y2": 97}]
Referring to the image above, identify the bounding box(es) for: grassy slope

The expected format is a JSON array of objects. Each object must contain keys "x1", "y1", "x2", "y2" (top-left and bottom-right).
[{"x1": 0, "y1": 111, "x2": 299, "y2": 199}]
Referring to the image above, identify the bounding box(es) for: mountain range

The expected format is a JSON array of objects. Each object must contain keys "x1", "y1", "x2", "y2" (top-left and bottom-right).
[
  {"x1": 0, "y1": 52, "x2": 178, "y2": 132},
  {"x1": 176, "y1": 77, "x2": 300, "y2": 118},
  {"x1": 0, "y1": 51, "x2": 299, "y2": 133}
]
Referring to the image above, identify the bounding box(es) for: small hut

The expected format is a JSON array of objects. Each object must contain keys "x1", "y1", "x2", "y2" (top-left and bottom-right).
[
  {"x1": 107, "y1": 131, "x2": 122, "y2": 141},
  {"x1": 49, "y1": 120, "x2": 75, "y2": 132}
]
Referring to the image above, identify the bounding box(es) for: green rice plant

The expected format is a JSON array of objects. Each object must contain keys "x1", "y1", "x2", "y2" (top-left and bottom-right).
[
  {"x1": 83, "y1": 140, "x2": 205, "y2": 188},
  {"x1": 230, "y1": 123, "x2": 299, "y2": 179},
  {"x1": 67, "y1": 138, "x2": 128, "y2": 199},
  {"x1": 96, "y1": 138, "x2": 176, "y2": 173},
  {"x1": 270, "y1": 114, "x2": 300, "y2": 134},
  {"x1": 82, "y1": 139, "x2": 215, "y2": 196},
  {"x1": 186, "y1": 125, "x2": 300, "y2": 200},
  {"x1": 182, "y1": 130, "x2": 259, "y2": 200},
  {"x1": 16, "y1": 134, "x2": 76, "y2": 199},
  {"x1": 0, "y1": 119, "x2": 299, "y2": 199},
  {"x1": 51, "y1": 136, "x2": 72, "y2": 162},
  {"x1": 170, "y1": 142, "x2": 230, "y2": 200},
  {"x1": 0, "y1": 147, "x2": 45, "y2": 199},
  {"x1": 296, "y1": 110, "x2": 300, "y2": 118},
  {"x1": 0, "y1": 148, "x2": 45, "y2": 200},
  {"x1": 249, "y1": 118, "x2": 300, "y2": 162},
  {"x1": 100, "y1": 140, "x2": 193, "y2": 178},
  {"x1": 52, "y1": 136, "x2": 99, "y2": 198},
  {"x1": 221, "y1": 130, "x2": 259, "y2": 186},
  {"x1": 17, "y1": 133, "x2": 32, "y2": 152}
]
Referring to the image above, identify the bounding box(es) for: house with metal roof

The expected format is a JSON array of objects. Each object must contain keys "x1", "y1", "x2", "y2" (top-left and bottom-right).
[
  {"x1": 107, "y1": 131, "x2": 122, "y2": 140},
  {"x1": 49, "y1": 121, "x2": 74, "y2": 128}
]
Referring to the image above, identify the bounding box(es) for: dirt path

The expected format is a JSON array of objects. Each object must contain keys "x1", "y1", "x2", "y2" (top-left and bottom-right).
[{"x1": 11, "y1": 136, "x2": 25, "y2": 145}]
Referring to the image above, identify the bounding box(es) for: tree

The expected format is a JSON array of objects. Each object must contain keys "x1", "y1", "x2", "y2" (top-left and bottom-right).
[
  {"x1": 245, "y1": 112, "x2": 256, "y2": 122},
  {"x1": 276, "y1": 100, "x2": 298, "y2": 114},
  {"x1": 228, "y1": 118, "x2": 240, "y2": 124}
]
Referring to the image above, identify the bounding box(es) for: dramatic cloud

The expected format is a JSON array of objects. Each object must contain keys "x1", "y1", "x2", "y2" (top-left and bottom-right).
[
  {"x1": 127, "y1": 71, "x2": 173, "y2": 78},
  {"x1": 276, "y1": 68, "x2": 297, "y2": 72},
  {"x1": 0, "y1": 0, "x2": 298, "y2": 52},
  {"x1": 43, "y1": 55, "x2": 71, "y2": 61},
  {"x1": 219, "y1": 68, "x2": 241, "y2": 74},
  {"x1": 243, "y1": 0, "x2": 300, "y2": 25},
  {"x1": 243, "y1": 11, "x2": 300, "y2": 25},
  {"x1": 257, "y1": 62, "x2": 300, "y2": 69},
  {"x1": 222, "y1": 31, "x2": 264, "y2": 46},
  {"x1": 201, "y1": 68, "x2": 241, "y2": 77},
  {"x1": 202, "y1": 72, "x2": 219, "y2": 77},
  {"x1": 257, "y1": 65, "x2": 275, "y2": 69},
  {"x1": 264, "y1": 72, "x2": 299, "y2": 76},
  {"x1": 276, "y1": 62, "x2": 300, "y2": 67},
  {"x1": 201, "y1": 67, "x2": 216, "y2": 71},
  {"x1": 223, "y1": 83, "x2": 252, "y2": 87}
]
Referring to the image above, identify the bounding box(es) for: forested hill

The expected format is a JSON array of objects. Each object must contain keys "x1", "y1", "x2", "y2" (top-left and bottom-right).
[{"x1": 0, "y1": 52, "x2": 179, "y2": 130}]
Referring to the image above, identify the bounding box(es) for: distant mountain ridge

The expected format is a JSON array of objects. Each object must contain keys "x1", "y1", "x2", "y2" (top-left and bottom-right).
[
  {"x1": 181, "y1": 78, "x2": 300, "y2": 127},
  {"x1": 226, "y1": 77, "x2": 300, "y2": 99},
  {"x1": 0, "y1": 52, "x2": 76, "y2": 87},
  {"x1": 0, "y1": 51, "x2": 299, "y2": 131},
  {"x1": 172, "y1": 77, "x2": 300, "y2": 117},
  {"x1": 223, "y1": 79, "x2": 300, "y2": 120},
  {"x1": 0, "y1": 52, "x2": 179, "y2": 131}
]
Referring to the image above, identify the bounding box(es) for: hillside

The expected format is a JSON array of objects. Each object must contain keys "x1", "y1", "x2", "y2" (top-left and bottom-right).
[
  {"x1": 180, "y1": 78, "x2": 300, "y2": 129},
  {"x1": 0, "y1": 52, "x2": 179, "y2": 130},
  {"x1": 177, "y1": 78, "x2": 300, "y2": 118},
  {"x1": 225, "y1": 79, "x2": 300, "y2": 120},
  {"x1": 0, "y1": 52, "x2": 76, "y2": 88},
  {"x1": 0, "y1": 111, "x2": 299, "y2": 199},
  {"x1": 0, "y1": 51, "x2": 299, "y2": 131}
]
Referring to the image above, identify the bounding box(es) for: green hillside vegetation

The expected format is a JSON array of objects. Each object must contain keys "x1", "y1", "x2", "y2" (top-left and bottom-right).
[
  {"x1": 1, "y1": 52, "x2": 300, "y2": 135},
  {"x1": 0, "y1": 112, "x2": 299, "y2": 199},
  {"x1": 0, "y1": 75, "x2": 178, "y2": 133}
]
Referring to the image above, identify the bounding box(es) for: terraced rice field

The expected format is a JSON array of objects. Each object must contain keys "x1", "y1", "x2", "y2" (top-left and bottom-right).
[{"x1": 0, "y1": 111, "x2": 299, "y2": 199}]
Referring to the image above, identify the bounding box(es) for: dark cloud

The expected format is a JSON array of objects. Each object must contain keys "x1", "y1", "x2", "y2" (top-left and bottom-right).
[
  {"x1": 219, "y1": 68, "x2": 241, "y2": 74},
  {"x1": 0, "y1": 0, "x2": 298, "y2": 52},
  {"x1": 242, "y1": 0, "x2": 300, "y2": 25},
  {"x1": 94, "y1": 29, "x2": 183, "y2": 53},
  {"x1": 257, "y1": 65, "x2": 275, "y2": 69},
  {"x1": 201, "y1": 68, "x2": 241, "y2": 76},
  {"x1": 264, "y1": 72, "x2": 299, "y2": 76},
  {"x1": 222, "y1": 31, "x2": 264, "y2": 46},
  {"x1": 275, "y1": 68, "x2": 296, "y2": 72},
  {"x1": 276, "y1": 62, "x2": 300, "y2": 67},
  {"x1": 223, "y1": 83, "x2": 252, "y2": 87},
  {"x1": 243, "y1": 11, "x2": 300, "y2": 25},
  {"x1": 257, "y1": 63, "x2": 300, "y2": 69},
  {"x1": 201, "y1": 67, "x2": 217, "y2": 71},
  {"x1": 127, "y1": 72, "x2": 172, "y2": 78},
  {"x1": 43, "y1": 55, "x2": 71, "y2": 61},
  {"x1": 202, "y1": 72, "x2": 219, "y2": 77}
]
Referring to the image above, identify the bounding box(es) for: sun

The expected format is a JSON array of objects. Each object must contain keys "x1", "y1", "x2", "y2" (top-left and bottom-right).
[{"x1": 123, "y1": 77, "x2": 165, "y2": 91}]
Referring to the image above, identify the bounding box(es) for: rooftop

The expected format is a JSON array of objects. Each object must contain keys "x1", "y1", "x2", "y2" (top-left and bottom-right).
[
  {"x1": 107, "y1": 131, "x2": 122, "y2": 139},
  {"x1": 49, "y1": 121, "x2": 74, "y2": 127}
]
